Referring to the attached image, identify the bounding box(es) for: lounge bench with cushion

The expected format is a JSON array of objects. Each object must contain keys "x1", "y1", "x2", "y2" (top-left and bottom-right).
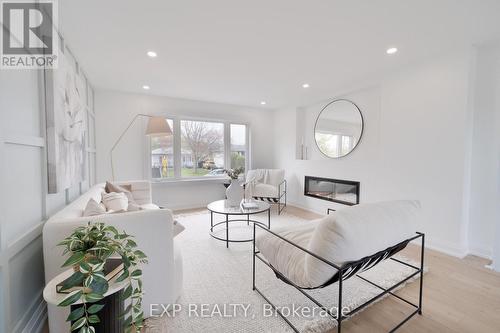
[{"x1": 253, "y1": 200, "x2": 425, "y2": 332}]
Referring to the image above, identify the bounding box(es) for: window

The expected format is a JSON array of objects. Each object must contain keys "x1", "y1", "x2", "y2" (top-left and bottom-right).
[
  {"x1": 181, "y1": 120, "x2": 224, "y2": 177},
  {"x1": 230, "y1": 124, "x2": 247, "y2": 172},
  {"x1": 150, "y1": 118, "x2": 248, "y2": 180},
  {"x1": 150, "y1": 119, "x2": 174, "y2": 179}
]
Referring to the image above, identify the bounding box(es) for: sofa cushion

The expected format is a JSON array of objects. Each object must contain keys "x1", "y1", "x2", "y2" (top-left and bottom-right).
[
  {"x1": 305, "y1": 200, "x2": 420, "y2": 288},
  {"x1": 83, "y1": 198, "x2": 106, "y2": 217},
  {"x1": 105, "y1": 181, "x2": 135, "y2": 203},
  {"x1": 102, "y1": 192, "x2": 129, "y2": 211}
]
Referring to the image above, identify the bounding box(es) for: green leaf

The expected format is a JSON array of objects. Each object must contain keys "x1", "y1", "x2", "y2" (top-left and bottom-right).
[
  {"x1": 84, "y1": 275, "x2": 94, "y2": 288},
  {"x1": 89, "y1": 277, "x2": 109, "y2": 295},
  {"x1": 126, "y1": 239, "x2": 137, "y2": 247},
  {"x1": 85, "y1": 293, "x2": 104, "y2": 302},
  {"x1": 79, "y1": 327, "x2": 90, "y2": 333},
  {"x1": 79, "y1": 262, "x2": 91, "y2": 274},
  {"x1": 67, "y1": 306, "x2": 85, "y2": 322},
  {"x1": 63, "y1": 252, "x2": 86, "y2": 267},
  {"x1": 59, "y1": 271, "x2": 85, "y2": 291},
  {"x1": 133, "y1": 250, "x2": 147, "y2": 259},
  {"x1": 90, "y1": 261, "x2": 105, "y2": 272},
  {"x1": 58, "y1": 290, "x2": 83, "y2": 307},
  {"x1": 123, "y1": 315, "x2": 132, "y2": 327},
  {"x1": 130, "y1": 269, "x2": 142, "y2": 279},
  {"x1": 87, "y1": 303, "x2": 105, "y2": 314},
  {"x1": 121, "y1": 255, "x2": 131, "y2": 268},
  {"x1": 88, "y1": 314, "x2": 100, "y2": 324},
  {"x1": 106, "y1": 226, "x2": 119, "y2": 234},
  {"x1": 70, "y1": 317, "x2": 86, "y2": 331},
  {"x1": 122, "y1": 285, "x2": 132, "y2": 299},
  {"x1": 116, "y1": 270, "x2": 129, "y2": 282}
]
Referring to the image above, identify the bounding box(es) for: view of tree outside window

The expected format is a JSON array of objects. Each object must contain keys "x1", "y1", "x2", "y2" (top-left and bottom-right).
[
  {"x1": 230, "y1": 124, "x2": 246, "y2": 171},
  {"x1": 151, "y1": 119, "x2": 247, "y2": 179},
  {"x1": 151, "y1": 119, "x2": 174, "y2": 179},
  {"x1": 180, "y1": 120, "x2": 224, "y2": 177}
]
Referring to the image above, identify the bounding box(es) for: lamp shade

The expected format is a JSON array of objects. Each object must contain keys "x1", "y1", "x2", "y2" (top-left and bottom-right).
[{"x1": 146, "y1": 117, "x2": 172, "y2": 136}]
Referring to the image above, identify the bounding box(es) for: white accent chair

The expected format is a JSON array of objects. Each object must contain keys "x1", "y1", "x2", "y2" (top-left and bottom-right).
[
  {"x1": 245, "y1": 169, "x2": 287, "y2": 214},
  {"x1": 43, "y1": 181, "x2": 183, "y2": 333}
]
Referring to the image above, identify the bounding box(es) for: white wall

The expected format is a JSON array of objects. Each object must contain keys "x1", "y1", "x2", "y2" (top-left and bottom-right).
[
  {"x1": 0, "y1": 49, "x2": 96, "y2": 333},
  {"x1": 273, "y1": 50, "x2": 474, "y2": 257},
  {"x1": 95, "y1": 91, "x2": 275, "y2": 210}
]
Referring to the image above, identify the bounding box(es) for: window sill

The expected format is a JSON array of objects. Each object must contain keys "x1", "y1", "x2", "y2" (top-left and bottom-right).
[{"x1": 151, "y1": 177, "x2": 230, "y2": 185}]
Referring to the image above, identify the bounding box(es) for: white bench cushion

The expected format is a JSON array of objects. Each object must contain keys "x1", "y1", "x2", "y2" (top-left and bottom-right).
[{"x1": 256, "y1": 222, "x2": 318, "y2": 287}]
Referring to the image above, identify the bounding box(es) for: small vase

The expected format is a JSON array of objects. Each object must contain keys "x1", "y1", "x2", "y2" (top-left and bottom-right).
[{"x1": 226, "y1": 179, "x2": 244, "y2": 207}]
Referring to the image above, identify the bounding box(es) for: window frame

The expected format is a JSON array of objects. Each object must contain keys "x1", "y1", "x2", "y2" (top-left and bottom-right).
[{"x1": 147, "y1": 115, "x2": 250, "y2": 182}]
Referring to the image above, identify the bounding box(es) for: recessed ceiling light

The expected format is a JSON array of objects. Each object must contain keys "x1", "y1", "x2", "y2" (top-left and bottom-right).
[
  {"x1": 147, "y1": 51, "x2": 157, "y2": 58},
  {"x1": 386, "y1": 47, "x2": 398, "y2": 55},
  {"x1": 260, "y1": 101, "x2": 266, "y2": 105},
  {"x1": 302, "y1": 83, "x2": 310, "y2": 88},
  {"x1": 142, "y1": 85, "x2": 150, "y2": 90}
]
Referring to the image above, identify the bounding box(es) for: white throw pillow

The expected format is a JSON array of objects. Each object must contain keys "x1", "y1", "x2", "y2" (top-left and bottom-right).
[
  {"x1": 173, "y1": 220, "x2": 185, "y2": 237},
  {"x1": 102, "y1": 192, "x2": 129, "y2": 212},
  {"x1": 83, "y1": 198, "x2": 106, "y2": 217}
]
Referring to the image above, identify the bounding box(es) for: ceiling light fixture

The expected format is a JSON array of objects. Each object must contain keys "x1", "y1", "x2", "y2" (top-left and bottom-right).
[
  {"x1": 147, "y1": 51, "x2": 157, "y2": 58},
  {"x1": 142, "y1": 85, "x2": 150, "y2": 90},
  {"x1": 302, "y1": 83, "x2": 310, "y2": 88},
  {"x1": 386, "y1": 47, "x2": 398, "y2": 55},
  {"x1": 260, "y1": 101, "x2": 266, "y2": 105}
]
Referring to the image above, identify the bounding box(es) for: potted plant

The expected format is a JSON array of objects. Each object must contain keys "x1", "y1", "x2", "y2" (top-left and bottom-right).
[
  {"x1": 57, "y1": 222, "x2": 148, "y2": 333},
  {"x1": 224, "y1": 167, "x2": 244, "y2": 206}
]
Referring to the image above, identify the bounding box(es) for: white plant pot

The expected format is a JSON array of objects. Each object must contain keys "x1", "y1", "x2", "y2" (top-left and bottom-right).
[{"x1": 226, "y1": 179, "x2": 244, "y2": 207}]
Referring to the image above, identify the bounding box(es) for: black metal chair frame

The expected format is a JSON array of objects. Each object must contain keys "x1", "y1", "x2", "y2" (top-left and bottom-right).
[
  {"x1": 245, "y1": 179, "x2": 287, "y2": 215},
  {"x1": 252, "y1": 220, "x2": 425, "y2": 333}
]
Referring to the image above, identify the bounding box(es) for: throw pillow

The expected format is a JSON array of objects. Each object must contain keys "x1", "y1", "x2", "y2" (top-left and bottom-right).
[
  {"x1": 105, "y1": 181, "x2": 135, "y2": 203},
  {"x1": 102, "y1": 192, "x2": 129, "y2": 212},
  {"x1": 83, "y1": 198, "x2": 106, "y2": 217},
  {"x1": 173, "y1": 220, "x2": 185, "y2": 237}
]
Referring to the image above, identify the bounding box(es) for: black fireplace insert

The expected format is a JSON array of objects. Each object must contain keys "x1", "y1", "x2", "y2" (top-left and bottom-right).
[{"x1": 304, "y1": 176, "x2": 360, "y2": 205}]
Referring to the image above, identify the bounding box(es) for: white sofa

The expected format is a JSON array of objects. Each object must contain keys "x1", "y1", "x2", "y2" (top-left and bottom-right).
[{"x1": 43, "y1": 181, "x2": 183, "y2": 333}]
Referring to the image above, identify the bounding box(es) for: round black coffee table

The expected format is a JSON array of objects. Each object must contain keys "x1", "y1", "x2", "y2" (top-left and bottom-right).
[{"x1": 207, "y1": 200, "x2": 271, "y2": 248}]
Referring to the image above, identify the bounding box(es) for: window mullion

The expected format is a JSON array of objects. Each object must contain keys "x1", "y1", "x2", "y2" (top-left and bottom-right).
[
  {"x1": 225, "y1": 122, "x2": 231, "y2": 169},
  {"x1": 174, "y1": 118, "x2": 182, "y2": 179}
]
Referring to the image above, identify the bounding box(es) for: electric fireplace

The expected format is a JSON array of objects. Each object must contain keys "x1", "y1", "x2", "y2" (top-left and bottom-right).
[{"x1": 304, "y1": 176, "x2": 360, "y2": 205}]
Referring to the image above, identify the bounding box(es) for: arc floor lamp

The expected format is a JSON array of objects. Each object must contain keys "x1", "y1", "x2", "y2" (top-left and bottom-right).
[{"x1": 110, "y1": 114, "x2": 172, "y2": 180}]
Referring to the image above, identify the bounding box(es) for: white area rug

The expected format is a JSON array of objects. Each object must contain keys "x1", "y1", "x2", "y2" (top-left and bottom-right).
[{"x1": 145, "y1": 210, "x2": 422, "y2": 333}]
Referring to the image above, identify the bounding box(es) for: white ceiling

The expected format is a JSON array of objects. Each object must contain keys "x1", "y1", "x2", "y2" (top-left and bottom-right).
[{"x1": 60, "y1": 0, "x2": 500, "y2": 109}]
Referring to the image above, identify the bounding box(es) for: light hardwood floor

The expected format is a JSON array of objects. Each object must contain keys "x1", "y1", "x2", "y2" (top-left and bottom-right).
[{"x1": 43, "y1": 205, "x2": 500, "y2": 333}]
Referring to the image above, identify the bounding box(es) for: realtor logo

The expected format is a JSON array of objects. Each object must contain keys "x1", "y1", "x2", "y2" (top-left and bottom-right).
[{"x1": 1, "y1": 0, "x2": 58, "y2": 69}]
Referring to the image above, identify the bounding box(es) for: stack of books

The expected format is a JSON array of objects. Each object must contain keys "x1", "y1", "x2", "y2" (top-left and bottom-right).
[{"x1": 241, "y1": 201, "x2": 259, "y2": 210}]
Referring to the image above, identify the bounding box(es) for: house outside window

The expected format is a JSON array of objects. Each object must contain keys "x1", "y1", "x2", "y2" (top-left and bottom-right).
[{"x1": 150, "y1": 118, "x2": 249, "y2": 180}]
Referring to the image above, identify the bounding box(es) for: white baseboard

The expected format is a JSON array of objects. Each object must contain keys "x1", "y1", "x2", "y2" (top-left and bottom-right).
[{"x1": 467, "y1": 247, "x2": 493, "y2": 260}]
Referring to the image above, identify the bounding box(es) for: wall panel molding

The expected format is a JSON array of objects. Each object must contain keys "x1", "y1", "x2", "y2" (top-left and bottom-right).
[
  {"x1": 2, "y1": 136, "x2": 45, "y2": 148},
  {"x1": 0, "y1": 55, "x2": 96, "y2": 333}
]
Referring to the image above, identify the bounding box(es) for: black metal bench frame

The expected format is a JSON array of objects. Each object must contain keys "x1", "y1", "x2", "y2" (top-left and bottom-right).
[{"x1": 252, "y1": 220, "x2": 425, "y2": 333}]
